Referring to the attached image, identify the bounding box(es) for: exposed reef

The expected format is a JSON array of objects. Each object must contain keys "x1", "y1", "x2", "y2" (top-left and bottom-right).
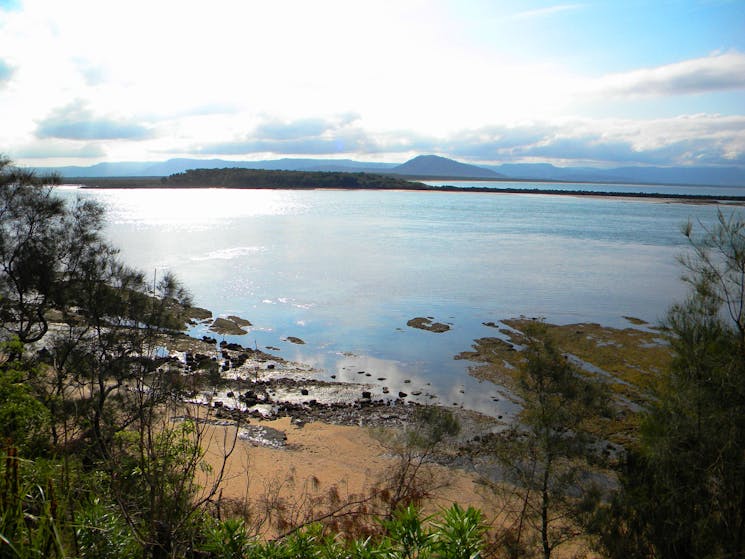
[
  {"x1": 407, "y1": 317, "x2": 451, "y2": 333},
  {"x1": 209, "y1": 315, "x2": 252, "y2": 335}
]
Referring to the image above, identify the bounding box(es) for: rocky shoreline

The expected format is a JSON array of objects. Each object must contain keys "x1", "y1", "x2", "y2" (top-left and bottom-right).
[{"x1": 156, "y1": 328, "x2": 501, "y2": 455}]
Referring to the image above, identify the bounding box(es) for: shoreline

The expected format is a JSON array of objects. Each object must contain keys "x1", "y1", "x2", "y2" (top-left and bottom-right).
[{"x1": 65, "y1": 179, "x2": 745, "y2": 203}]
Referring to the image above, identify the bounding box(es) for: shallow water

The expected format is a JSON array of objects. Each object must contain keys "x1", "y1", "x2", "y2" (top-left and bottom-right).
[{"x1": 59, "y1": 185, "x2": 741, "y2": 416}]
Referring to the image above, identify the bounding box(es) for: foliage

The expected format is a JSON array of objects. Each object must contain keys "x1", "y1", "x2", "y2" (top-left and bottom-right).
[
  {"x1": 0, "y1": 158, "x2": 230, "y2": 558},
  {"x1": 372, "y1": 407, "x2": 460, "y2": 518},
  {"x1": 0, "y1": 340, "x2": 49, "y2": 455},
  {"x1": 494, "y1": 321, "x2": 609, "y2": 559},
  {"x1": 161, "y1": 167, "x2": 428, "y2": 191},
  {"x1": 0, "y1": 157, "x2": 108, "y2": 344},
  {"x1": 236, "y1": 504, "x2": 486, "y2": 559},
  {"x1": 596, "y1": 210, "x2": 745, "y2": 558},
  {"x1": 430, "y1": 503, "x2": 486, "y2": 559},
  {"x1": 75, "y1": 498, "x2": 139, "y2": 559},
  {"x1": 0, "y1": 449, "x2": 68, "y2": 558},
  {"x1": 200, "y1": 517, "x2": 253, "y2": 559}
]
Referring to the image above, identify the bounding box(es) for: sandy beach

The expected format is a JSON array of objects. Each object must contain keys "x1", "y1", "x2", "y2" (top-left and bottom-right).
[{"x1": 197, "y1": 416, "x2": 490, "y2": 536}]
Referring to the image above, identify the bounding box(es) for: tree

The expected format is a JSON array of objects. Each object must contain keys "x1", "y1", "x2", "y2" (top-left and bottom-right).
[
  {"x1": 0, "y1": 157, "x2": 111, "y2": 344},
  {"x1": 0, "y1": 158, "x2": 239, "y2": 558},
  {"x1": 374, "y1": 406, "x2": 461, "y2": 518},
  {"x1": 597, "y1": 210, "x2": 745, "y2": 558},
  {"x1": 495, "y1": 322, "x2": 609, "y2": 559}
]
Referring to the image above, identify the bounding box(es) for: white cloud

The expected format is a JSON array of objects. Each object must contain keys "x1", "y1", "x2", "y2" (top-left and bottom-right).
[
  {"x1": 0, "y1": 1, "x2": 743, "y2": 169},
  {"x1": 590, "y1": 51, "x2": 745, "y2": 98},
  {"x1": 36, "y1": 100, "x2": 153, "y2": 140}
]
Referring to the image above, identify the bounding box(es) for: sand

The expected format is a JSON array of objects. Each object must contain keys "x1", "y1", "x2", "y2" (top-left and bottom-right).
[{"x1": 197, "y1": 417, "x2": 488, "y2": 533}]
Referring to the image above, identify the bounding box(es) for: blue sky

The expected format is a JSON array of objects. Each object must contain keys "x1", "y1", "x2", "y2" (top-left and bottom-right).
[{"x1": 0, "y1": 0, "x2": 743, "y2": 168}]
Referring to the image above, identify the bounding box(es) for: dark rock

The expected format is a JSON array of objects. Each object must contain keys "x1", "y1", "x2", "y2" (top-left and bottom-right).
[
  {"x1": 301, "y1": 388, "x2": 309, "y2": 396},
  {"x1": 362, "y1": 391, "x2": 372, "y2": 399},
  {"x1": 406, "y1": 317, "x2": 451, "y2": 333},
  {"x1": 398, "y1": 392, "x2": 408, "y2": 398}
]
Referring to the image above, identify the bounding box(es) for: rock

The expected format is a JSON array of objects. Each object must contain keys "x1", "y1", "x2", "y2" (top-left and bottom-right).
[
  {"x1": 210, "y1": 317, "x2": 248, "y2": 335},
  {"x1": 398, "y1": 391, "x2": 408, "y2": 398},
  {"x1": 406, "y1": 317, "x2": 451, "y2": 333},
  {"x1": 361, "y1": 391, "x2": 372, "y2": 399},
  {"x1": 286, "y1": 336, "x2": 305, "y2": 345},
  {"x1": 301, "y1": 388, "x2": 309, "y2": 396},
  {"x1": 227, "y1": 315, "x2": 252, "y2": 327}
]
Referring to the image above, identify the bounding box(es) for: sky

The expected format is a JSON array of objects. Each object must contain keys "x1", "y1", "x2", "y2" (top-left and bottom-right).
[{"x1": 0, "y1": 0, "x2": 744, "y2": 169}]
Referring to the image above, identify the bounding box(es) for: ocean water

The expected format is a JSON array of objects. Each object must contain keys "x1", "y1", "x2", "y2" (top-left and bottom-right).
[{"x1": 59, "y1": 184, "x2": 742, "y2": 416}]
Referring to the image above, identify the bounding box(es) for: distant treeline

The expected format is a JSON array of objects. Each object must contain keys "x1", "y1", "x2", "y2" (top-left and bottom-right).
[
  {"x1": 160, "y1": 167, "x2": 428, "y2": 190},
  {"x1": 76, "y1": 167, "x2": 745, "y2": 202}
]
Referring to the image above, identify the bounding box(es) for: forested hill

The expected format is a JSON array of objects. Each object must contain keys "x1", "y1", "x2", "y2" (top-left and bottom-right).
[{"x1": 159, "y1": 167, "x2": 428, "y2": 190}]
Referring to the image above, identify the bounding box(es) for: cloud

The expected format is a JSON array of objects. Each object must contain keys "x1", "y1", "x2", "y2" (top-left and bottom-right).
[
  {"x1": 593, "y1": 52, "x2": 745, "y2": 98},
  {"x1": 449, "y1": 115, "x2": 745, "y2": 167},
  {"x1": 511, "y1": 3, "x2": 585, "y2": 20},
  {"x1": 360, "y1": 115, "x2": 744, "y2": 167},
  {"x1": 0, "y1": 58, "x2": 14, "y2": 84},
  {"x1": 73, "y1": 59, "x2": 107, "y2": 86},
  {"x1": 188, "y1": 113, "x2": 745, "y2": 167},
  {"x1": 254, "y1": 114, "x2": 360, "y2": 141},
  {"x1": 195, "y1": 114, "x2": 374, "y2": 156},
  {"x1": 11, "y1": 140, "x2": 106, "y2": 159},
  {"x1": 36, "y1": 100, "x2": 153, "y2": 140},
  {"x1": 190, "y1": 109, "x2": 745, "y2": 167}
]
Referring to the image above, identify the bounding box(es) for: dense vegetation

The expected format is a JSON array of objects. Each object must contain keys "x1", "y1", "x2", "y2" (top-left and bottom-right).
[
  {"x1": 158, "y1": 168, "x2": 428, "y2": 190},
  {"x1": 2, "y1": 156, "x2": 745, "y2": 558}
]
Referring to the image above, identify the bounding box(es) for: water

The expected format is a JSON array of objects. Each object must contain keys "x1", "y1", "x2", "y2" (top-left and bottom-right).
[
  {"x1": 58, "y1": 184, "x2": 741, "y2": 416},
  {"x1": 424, "y1": 180, "x2": 745, "y2": 198}
]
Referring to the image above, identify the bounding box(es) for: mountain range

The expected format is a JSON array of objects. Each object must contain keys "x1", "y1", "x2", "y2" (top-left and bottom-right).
[{"x1": 34, "y1": 154, "x2": 745, "y2": 187}]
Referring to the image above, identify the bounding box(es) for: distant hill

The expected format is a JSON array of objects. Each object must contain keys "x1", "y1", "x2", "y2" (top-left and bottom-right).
[
  {"x1": 33, "y1": 155, "x2": 745, "y2": 187},
  {"x1": 389, "y1": 155, "x2": 505, "y2": 179},
  {"x1": 36, "y1": 158, "x2": 397, "y2": 178},
  {"x1": 484, "y1": 163, "x2": 745, "y2": 188}
]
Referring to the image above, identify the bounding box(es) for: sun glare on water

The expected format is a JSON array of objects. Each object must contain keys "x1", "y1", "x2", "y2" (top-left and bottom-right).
[{"x1": 83, "y1": 188, "x2": 308, "y2": 229}]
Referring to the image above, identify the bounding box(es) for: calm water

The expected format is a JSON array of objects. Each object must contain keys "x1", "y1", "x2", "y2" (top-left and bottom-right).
[{"x1": 59, "y1": 184, "x2": 741, "y2": 416}]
